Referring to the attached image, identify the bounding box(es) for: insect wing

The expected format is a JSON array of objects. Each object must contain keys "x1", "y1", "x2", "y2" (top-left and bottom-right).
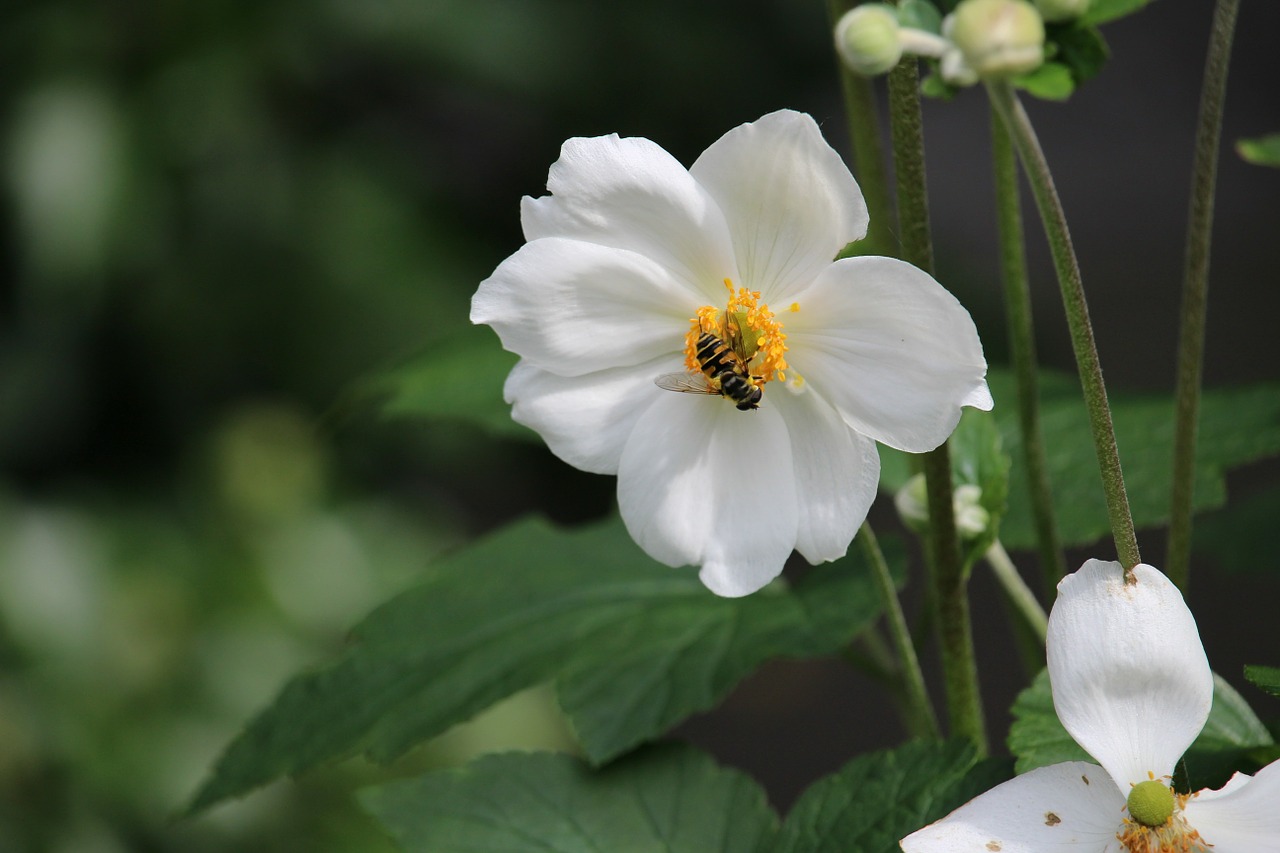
[
  {"x1": 722, "y1": 312, "x2": 753, "y2": 364},
  {"x1": 654, "y1": 371, "x2": 717, "y2": 395}
]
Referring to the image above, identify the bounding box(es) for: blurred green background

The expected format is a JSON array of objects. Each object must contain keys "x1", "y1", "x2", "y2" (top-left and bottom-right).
[{"x1": 1, "y1": 0, "x2": 1277, "y2": 850}]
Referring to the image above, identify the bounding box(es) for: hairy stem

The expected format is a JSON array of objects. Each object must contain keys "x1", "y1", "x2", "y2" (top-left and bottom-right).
[
  {"x1": 1167, "y1": 0, "x2": 1240, "y2": 592},
  {"x1": 889, "y1": 58, "x2": 987, "y2": 753},
  {"x1": 826, "y1": 0, "x2": 895, "y2": 256},
  {"x1": 990, "y1": 104, "x2": 1066, "y2": 593},
  {"x1": 859, "y1": 523, "x2": 940, "y2": 739},
  {"x1": 986, "y1": 80, "x2": 1141, "y2": 576}
]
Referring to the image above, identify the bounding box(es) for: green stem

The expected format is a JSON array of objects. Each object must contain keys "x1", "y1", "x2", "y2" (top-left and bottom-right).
[
  {"x1": 986, "y1": 80, "x2": 1141, "y2": 575},
  {"x1": 985, "y1": 540, "x2": 1048, "y2": 643},
  {"x1": 887, "y1": 61, "x2": 933, "y2": 272},
  {"x1": 1167, "y1": 0, "x2": 1240, "y2": 592},
  {"x1": 990, "y1": 104, "x2": 1067, "y2": 593},
  {"x1": 888, "y1": 59, "x2": 986, "y2": 753},
  {"x1": 859, "y1": 522, "x2": 940, "y2": 739},
  {"x1": 827, "y1": 0, "x2": 895, "y2": 256}
]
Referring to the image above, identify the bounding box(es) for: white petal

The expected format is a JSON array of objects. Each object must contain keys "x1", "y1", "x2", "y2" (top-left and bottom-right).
[
  {"x1": 689, "y1": 110, "x2": 868, "y2": 302},
  {"x1": 773, "y1": 388, "x2": 880, "y2": 564},
  {"x1": 521, "y1": 133, "x2": 738, "y2": 299},
  {"x1": 471, "y1": 237, "x2": 697, "y2": 376},
  {"x1": 784, "y1": 256, "x2": 991, "y2": 453},
  {"x1": 504, "y1": 357, "x2": 674, "y2": 475},
  {"x1": 1183, "y1": 762, "x2": 1280, "y2": 851},
  {"x1": 1047, "y1": 560, "x2": 1212, "y2": 790},
  {"x1": 616, "y1": 393, "x2": 797, "y2": 597},
  {"x1": 901, "y1": 761, "x2": 1125, "y2": 853}
]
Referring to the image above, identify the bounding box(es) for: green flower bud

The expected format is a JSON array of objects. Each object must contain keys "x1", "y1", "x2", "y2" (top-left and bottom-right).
[
  {"x1": 1126, "y1": 780, "x2": 1175, "y2": 828},
  {"x1": 1034, "y1": 0, "x2": 1090, "y2": 22},
  {"x1": 835, "y1": 4, "x2": 904, "y2": 77},
  {"x1": 947, "y1": 0, "x2": 1045, "y2": 78}
]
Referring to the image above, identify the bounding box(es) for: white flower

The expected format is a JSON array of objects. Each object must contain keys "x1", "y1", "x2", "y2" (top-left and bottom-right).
[
  {"x1": 471, "y1": 110, "x2": 991, "y2": 597},
  {"x1": 902, "y1": 559, "x2": 1280, "y2": 853}
]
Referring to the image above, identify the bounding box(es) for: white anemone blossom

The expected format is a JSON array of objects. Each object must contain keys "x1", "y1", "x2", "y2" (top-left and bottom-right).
[
  {"x1": 902, "y1": 559, "x2": 1280, "y2": 853},
  {"x1": 471, "y1": 110, "x2": 991, "y2": 596}
]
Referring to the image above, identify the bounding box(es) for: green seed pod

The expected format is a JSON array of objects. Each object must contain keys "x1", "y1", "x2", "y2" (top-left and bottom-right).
[{"x1": 1126, "y1": 780, "x2": 1176, "y2": 828}]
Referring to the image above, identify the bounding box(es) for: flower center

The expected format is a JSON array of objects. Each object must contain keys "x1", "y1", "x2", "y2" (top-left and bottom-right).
[
  {"x1": 1118, "y1": 784, "x2": 1210, "y2": 853},
  {"x1": 684, "y1": 279, "x2": 790, "y2": 385},
  {"x1": 1127, "y1": 781, "x2": 1175, "y2": 828}
]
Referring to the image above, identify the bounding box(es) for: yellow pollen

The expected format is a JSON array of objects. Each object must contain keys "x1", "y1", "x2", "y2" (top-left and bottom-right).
[
  {"x1": 789, "y1": 302, "x2": 801, "y2": 312},
  {"x1": 1117, "y1": 790, "x2": 1211, "y2": 853},
  {"x1": 684, "y1": 281, "x2": 790, "y2": 385}
]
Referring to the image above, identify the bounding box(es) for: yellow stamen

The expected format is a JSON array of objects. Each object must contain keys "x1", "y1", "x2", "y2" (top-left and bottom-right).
[
  {"x1": 684, "y1": 280, "x2": 790, "y2": 386},
  {"x1": 1116, "y1": 789, "x2": 1211, "y2": 853}
]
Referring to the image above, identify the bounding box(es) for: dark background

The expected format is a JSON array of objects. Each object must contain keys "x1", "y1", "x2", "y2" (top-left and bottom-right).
[{"x1": 0, "y1": 0, "x2": 1276, "y2": 848}]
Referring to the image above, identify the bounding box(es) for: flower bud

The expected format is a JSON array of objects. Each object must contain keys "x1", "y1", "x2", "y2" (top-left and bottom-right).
[
  {"x1": 946, "y1": 0, "x2": 1045, "y2": 78},
  {"x1": 835, "y1": 5, "x2": 904, "y2": 77},
  {"x1": 952, "y1": 484, "x2": 990, "y2": 539},
  {"x1": 1034, "y1": 0, "x2": 1090, "y2": 22},
  {"x1": 894, "y1": 473, "x2": 930, "y2": 531},
  {"x1": 894, "y1": 476, "x2": 990, "y2": 539}
]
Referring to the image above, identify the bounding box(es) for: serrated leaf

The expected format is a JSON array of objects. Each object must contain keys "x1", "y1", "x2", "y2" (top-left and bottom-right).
[
  {"x1": 359, "y1": 745, "x2": 778, "y2": 853},
  {"x1": 372, "y1": 323, "x2": 528, "y2": 439},
  {"x1": 191, "y1": 516, "x2": 890, "y2": 811},
  {"x1": 1009, "y1": 669, "x2": 1274, "y2": 781},
  {"x1": 1237, "y1": 133, "x2": 1280, "y2": 168},
  {"x1": 1014, "y1": 62, "x2": 1075, "y2": 100},
  {"x1": 1007, "y1": 669, "x2": 1090, "y2": 772},
  {"x1": 987, "y1": 372, "x2": 1280, "y2": 550},
  {"x1": 770, "y1": 740, "x2": 1012, "y2": 853},
  {"x1": 1245, "y1": 664, "x2": 1280, "y2": 698},
  {"x1": 1081, "y1": 0, "x2": 1153, "y2": 26}
]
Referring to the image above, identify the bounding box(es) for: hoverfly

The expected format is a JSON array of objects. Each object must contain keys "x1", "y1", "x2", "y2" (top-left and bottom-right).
[{"x1": 654, "y1": 316, "x2": 763, "y2": 411}]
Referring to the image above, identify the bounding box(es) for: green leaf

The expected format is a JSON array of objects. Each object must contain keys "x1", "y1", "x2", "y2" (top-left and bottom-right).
[
  {"x1": 359, "y1": 745, "x2": 778, "y2": 853},
  {"x1": 897, "y1": 0, "x2": 943, "y2": 34},
  {"x1": 372, "y1": 323, "x2": 528, "y2": 439},
  {"x1": 1081, "y1": 0, "x2": 1153, "y2": 26},
  {"x1": 1245, "y1": 665, "x2": 1280, "y2": 698},
  {"x1": 770, "y1": 740, "x2": 1011, "y2": 853},
  {"x1": 1048, "y1": 23, "x2": 1109, "y2": 86},
  {"x1": 989, "y1": 373, "x2": 1280, "y2": 550},
  {"x1": 190, "y1": 516, "x2": 890, "y2": 811},
  {"x1": 1009, "y1": 669, "x2": 1274, "y2": 779},
  {"x1": 1014, "y1": 63, "x2": 1075, "y2": 101},
  {"x1": 1183, "y1": 676, "x2": 1277, "y2": 789},
  {"x1": 920, "y1": 71, "x2": 959, "y2": 101},
  {"x1": 1007, "y1": 669, "x2": 1089, "y2": 772},
  {"x1": 1237, "y1": 133, "x2": 1280, "y2": 168},
  {"x1": 1192, "y1": 485, "x2": 1280, "y2": 572}
]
